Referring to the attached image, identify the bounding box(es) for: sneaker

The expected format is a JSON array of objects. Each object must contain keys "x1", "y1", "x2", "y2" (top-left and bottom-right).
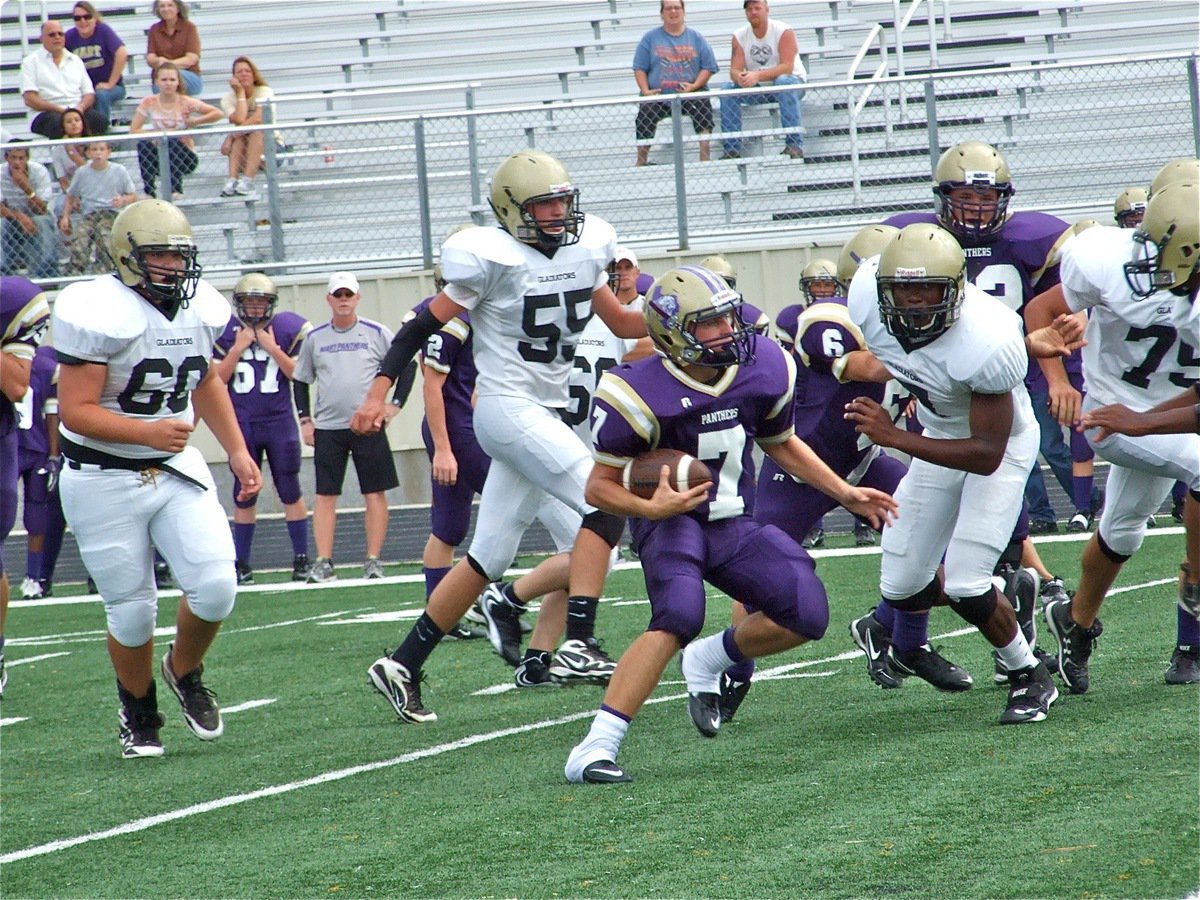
[
  {"x1": 480, "y1": 582, "x2": 523, "y2": 667},
  {"x1": 1066, "y1": 511, "x2": 1093, "y2": 533},
  {"x1": 37, "y1": 579, "x2": 52, "y2": 598},
  {"x1": 1044, "y1": 598, "x2": 1102, "y2": 694},
  {"x1": 999, "y1": 660, "x2": 1057, "y2": 724},
  {"x1": 363, "y1": 558, "x2": 384, "y2": 579},
  {"x1": 1028, "y1": 519, "x2": 1058, "y2": 535},
  {"x1": 781, "y1": 145, "x2": 805, "y2": 160},
  {"x1": 801, "y1": 527, "x2": 825, "y2": 549},
  {"x1": 367, "y1": 655, "x2": 437, "y2": 723},
  {"x1": 994, "y1": 646, "x2": 1061, "y2": 683},
  {"x1": 719, "y1": 150, "x2": 742, "y2": 160},
  {"x1": 1039, "y1": 576, "x2": 1070, "y2": 609},
  {"x1": 443, "y1": 620, "x2": 486, "y2": 641},
  {"x1": 307, "y1": 557, "x2": 336, "y2": 583},
  {"x1": 87, "y1": 576, "x2": 98, "y2": 594},
  {"x1": 582, "y1": 760, "x2": 632, "y2": 784},
  {"x1": 854, "y1": 522, "x2": 876, "y2": 547},
  {"x1": 849, "y1": 612, "x2": 903, "y2": 689},
  {"x1": 464, "y1": 597, "x2": 487, "y2": 626},
  {"x1": 161, "y1": 644, "x2": 223, "y2": 739},
  {"x1": 118, "y1": 705, "x2": 166, "y2": 758},
  {"x1": 154, "y1": 560, "x2": 172, "y2": 589},
  {"x1": 291, "y1": 553, "x2": 311, "y2": 581},
  {"x1": 889, "y1": 644, "x2": 973, "y2": 692},
  {"x1": 1146, "y1": 514, "x2": 1158, "y2": 528},
  {"x1": 687, "y1": 690, "x2": 722, "y2": 737},
  {"x1": 514, "y1": 652, "x2": 558, "y2": 688},
  {"x1": 718, "y1": 674, "x2": 752, "y2": 723},
  {"x1": 549, "y1": 637, "x2": 617, "y2": 684},
  {"x1": 235, "y1": 560, "x2": 254, "y2": 585},
  {"x1": 220, "y1": 178, "x2": 237, "y2": 197},
  {"x1": 234, "y1": 175, "x2": 253, "y2": 195},
  {"x1": 1164, "y1": 644, "x2": 1200, "y2": 685},
  {"x1": 19, "y1": 576, "x2": 43, "y2": 599}
]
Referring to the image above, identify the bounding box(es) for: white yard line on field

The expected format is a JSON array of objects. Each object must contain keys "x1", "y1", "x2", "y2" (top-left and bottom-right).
[{"x1": 0, "y1": 573, "x2": 1178, "y2": 865}]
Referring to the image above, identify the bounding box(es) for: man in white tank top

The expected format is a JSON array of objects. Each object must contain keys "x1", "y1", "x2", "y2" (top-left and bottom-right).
[{"x1": 719, "y1": 0, "x2": 805, "y2": 160}]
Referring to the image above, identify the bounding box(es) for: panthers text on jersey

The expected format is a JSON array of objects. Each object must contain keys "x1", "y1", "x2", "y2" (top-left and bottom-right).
[
  {"x1": 1, "y1": 275, "x2": 51, "y2": 435},
  {"x1": 439, "y1": 217, "x2": 617, "y2": 408},
  {"x1": 592, "y1": 336, "x2": 796, "y2": 525},
  {"x1": 1059, "y1": 225, "x2": 1200, "y2": 410},
  {"x1": 847, "y1": 256, "x2": 1036, "y2": 440},
  {"x1": 16, "y1": 344, "x2": 57, "y2": 459},
  {"x1": 214, "y1": 311, "x2": 311, "y2": 424},
  {"x1": 52, "y1": 273, "x2": 230, "y2": 460},
  {"x1": 563, "y1": 297, "x2": 644, "y2": 441}
]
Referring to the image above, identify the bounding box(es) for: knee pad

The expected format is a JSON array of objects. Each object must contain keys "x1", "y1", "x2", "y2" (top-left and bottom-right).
[
  {"x1": 951, "y1": 586, "x2": 998, "y2": 628},
  {"x1": 107, "y1": 594, "x2": 160, "y2": 647},
  {"x1": 886, "y1": 575, "x2": 942, "y2": 612},
  {"x1": 581, "y1": 509, "x2": 624, "y2": 548},
  {"x1": 186, "y1": 565, "x2": 238, "y2": 623},
  {"x1": 1096, "y1": 531, "x2": 1132, "y2": 565},
  {"x1": 273, "y1": 470, "x2": 303, "y2": 506}
]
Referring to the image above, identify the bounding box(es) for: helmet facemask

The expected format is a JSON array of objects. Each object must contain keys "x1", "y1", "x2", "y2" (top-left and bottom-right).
[
  {"x1": 234, "y1": 291, "x2": 276, "y2": 326},
  {"x1": 646, "y1": 268, "x2": 756, "y2": 369},
  {"x1": 507, "y1": 185, "x2": 583, "y2": 251},
  {"x1": 125, "y1": 235, "x2": 201, "y2": 319},
  {"x1": 1124, "y1": 182, "x2": 1200, "y2": 301},
  {"x1": 1124, "y1": 223, "x2": 1196, "y2": 300},
  {"x1": 935, "y1": 182, "x2": 1013, "y2": 242},
  {"x1": 877, "y1": 274, "x2": 963, "y2": 351}
]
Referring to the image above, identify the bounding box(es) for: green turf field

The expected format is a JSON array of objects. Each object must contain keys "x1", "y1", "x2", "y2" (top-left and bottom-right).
[{"x1": 2, "y1": 531, "x2": 1197, "y2": 898}]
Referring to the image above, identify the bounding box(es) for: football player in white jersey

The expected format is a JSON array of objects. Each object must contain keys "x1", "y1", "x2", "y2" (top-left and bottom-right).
[
  {"x1": 352, "y1": 151, "x2": 645, "y2": 723},
  {"x1": 52, "y1": 199, "x2": 261, "y2": 758},
  {"x1": 843, "y1": 223, "x2": 1063, "y2": 724},
  {"x1": 1027, "y1": 180, "x2": 1200, "y2": 690}
]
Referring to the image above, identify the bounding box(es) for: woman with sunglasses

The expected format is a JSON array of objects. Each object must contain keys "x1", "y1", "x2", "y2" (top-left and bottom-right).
[{"x1": 65, "y1": 2, "x2": 128, "y2": 124}]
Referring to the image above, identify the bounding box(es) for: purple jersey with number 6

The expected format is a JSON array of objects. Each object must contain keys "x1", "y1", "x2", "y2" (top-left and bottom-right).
[{"x1": 214, "y1": 310, "x2": 311, "y2": 423}]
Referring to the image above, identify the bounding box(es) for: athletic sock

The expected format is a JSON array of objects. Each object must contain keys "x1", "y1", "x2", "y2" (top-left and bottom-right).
[
  {"x1": 875, "y1": 600, "x2": 897, "y2": 633},
  {"x1": 566, "y1": 595, "x2": 598, "y2": 642},
  {"x1": 286, "y1": 518, "x2": 308, "y2": 557},
  {"x1": 423, "y1": 565, "x2": 451, "y2": 601},
  {"x1": 1072, "y1": 475, "x2": 1095, "y2": 513},
  {"x1": 891, "y1": 610, "x2": 930, "y2": 654},
  {"x1": 1178, "y1": 605, "x2": 1200, "y2": 647},
  {"x1": 233, "y1": 523, "x2": 255, "y2": 565},
  {"x1": 391, "y1": 612, "x2": 446, "y2": 673},
  {"x1": 996, "y1": 631, "x2": 1038, "y2": 672}
]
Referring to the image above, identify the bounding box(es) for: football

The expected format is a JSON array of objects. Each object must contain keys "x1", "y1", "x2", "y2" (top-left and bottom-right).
[{"x1": 621, "y1": 449, "x2": 713, "y2": 500}]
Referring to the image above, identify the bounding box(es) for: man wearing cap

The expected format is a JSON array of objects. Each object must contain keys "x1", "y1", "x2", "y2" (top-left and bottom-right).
[
  {"x1": 719, "y1": 0, "x2": 805, "y2": 161},
  {"x1": 292, "y1": 272, "x2": 397, "y2": 582}
]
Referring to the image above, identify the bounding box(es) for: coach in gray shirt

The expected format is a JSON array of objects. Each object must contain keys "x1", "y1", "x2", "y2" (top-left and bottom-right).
[{"x1": 293, "y1": 271, "x2": 397, "y2": 582}]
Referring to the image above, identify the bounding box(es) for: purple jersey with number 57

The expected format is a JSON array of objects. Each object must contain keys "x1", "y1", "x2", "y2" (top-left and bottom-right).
[
  {"x1": 214, "y1": 310, "x2": 311, "y2": 423},
  {"x1": 591, "y1": 338, "x2": 796, "y2": 525}
]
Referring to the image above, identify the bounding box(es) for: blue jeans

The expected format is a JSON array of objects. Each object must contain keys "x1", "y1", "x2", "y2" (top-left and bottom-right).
[
  {"x1": 1023, "y1": 385, "x2": 1074, "y2": 521},
  {"x1": 720, "y1": 75, "x2": 803, "y2": 153},
  {"x1": 0, "y1": 215, "x2": 60, "y2": 278},
  {"x1": 91, "y1": 81, "x2": 127, "y2": 121}
]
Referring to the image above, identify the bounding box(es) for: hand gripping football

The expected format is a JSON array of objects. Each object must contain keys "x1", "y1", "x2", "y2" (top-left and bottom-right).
[{"x1": 621, "y1": 449, "x2": 713, "y2": 500}]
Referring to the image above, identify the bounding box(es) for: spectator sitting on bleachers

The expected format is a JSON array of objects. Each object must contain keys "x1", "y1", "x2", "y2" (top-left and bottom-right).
[
  {"x1": 58, "y1": 139, "x2": 137, "y2": 275},
  {"x1": 65, "y1": 2, "x2": 128, "y2": 125},
  {"x1": 719, "y1": 0, "x2": 805, "y2": 161},
  {"x1": 0, "y1": 144, "x2": 60, "y2": 278},
  {"x1": 632, "y1": 0, "x2": 719, "y2": 167},
  {"x1": 219, "y1": 57, "x2": 273, "y2": 198},
  {"x1": 129, "y1": 62, "x2": 222, "y2": 199},
  {"x1": 50, "y1": 109, "x2": 90, "y2": 214},
  {"x1": 20, "y1": 20, "x2": 108, "y2": 138},
  {"x1": 146, "y1": 0, "x2": 204, "y2": 97}
]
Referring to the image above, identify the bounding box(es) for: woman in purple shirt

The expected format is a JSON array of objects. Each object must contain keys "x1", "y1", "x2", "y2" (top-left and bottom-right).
[{"x1": 65, "y1": 2, "x2": 127, "y2": 123}]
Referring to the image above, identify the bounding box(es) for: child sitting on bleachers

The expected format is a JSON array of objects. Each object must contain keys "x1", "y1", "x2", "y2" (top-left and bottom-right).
[{"x1": 58, "y1": 139, "x2": 137, "y2": 274}]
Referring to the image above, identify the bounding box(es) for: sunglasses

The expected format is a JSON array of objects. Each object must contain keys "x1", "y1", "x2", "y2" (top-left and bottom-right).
[
  {"x1": 73, "y1": 13, "x2": 93, "y2": 20},
  {"x1": 331, "y1": 290, "x2": 355, "y2": 299}
]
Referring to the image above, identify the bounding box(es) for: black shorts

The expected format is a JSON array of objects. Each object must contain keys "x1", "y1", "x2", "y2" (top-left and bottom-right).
[
  {"x1": 313, "y1": 428, "x2": 398, "y2": 496},
  {"x1": 635, "y1": 95, "x2": 715, "y2": 140}
]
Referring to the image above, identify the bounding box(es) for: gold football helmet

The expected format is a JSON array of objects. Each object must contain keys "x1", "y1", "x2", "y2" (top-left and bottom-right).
[
  {"x1": 799, "y1": 258, "x2": 844, "y2": 307},
  {"x1": 1113, "y1": 186, "x2": 1148, "y2": 228},
  {"x1": 109, "y1": 199, "x2": 200, "y2": 317},
  {"x1": 644, "y1": 266, "x2": 755, "y2": 368},
  {"x1": 233, "y1": 272, "x2": 277, "y2": 325},
  {"x1": 488, "y1": 151, "x2": 582, "y2": 249},
  {"x1": 876, "y1": 224, "x2": 967, "y2": 349},
  {"x1": 1124, "y1": 182, "x2": 1199, "y2": 299},
  {"x1": 1149, "y1": 158, "x2": 1200, "y2": 198},
  {"x1": 699, "y1": 254, "x2": 737, "y2": 289},
  {"x1": 933, "y1": 140, "x2": 1014, "y2": 241},
  {"x1": 837, "y1": 224, "x2": 900, "y2": 284}
]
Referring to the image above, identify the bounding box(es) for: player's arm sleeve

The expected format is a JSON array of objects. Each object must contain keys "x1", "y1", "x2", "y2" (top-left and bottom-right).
[
  {"x1": 293, "y1": 380, "x2": 311, "y2": 419},
  {"x1": 378, "y1": 306, "x2": 444, "y2": 382},
  {"x1": 390, "y1": 360, "x2": 418, "y2": 408}
]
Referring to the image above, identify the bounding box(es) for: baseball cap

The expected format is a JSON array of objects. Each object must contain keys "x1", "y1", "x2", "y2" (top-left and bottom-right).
[
  {"x1": 613, "y1": 246, "x2": 639, "y2": 267},
  {"x1": 327, "y1": 271, "x2": 360, "y2": 294}
]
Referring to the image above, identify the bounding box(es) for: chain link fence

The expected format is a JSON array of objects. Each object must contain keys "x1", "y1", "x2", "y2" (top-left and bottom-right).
[{"x1": 3, "y1": 51, "x2": 1196, "y2": 284}]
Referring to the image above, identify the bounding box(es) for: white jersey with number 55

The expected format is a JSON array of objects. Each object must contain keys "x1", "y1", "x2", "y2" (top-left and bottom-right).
[
  {"x1": 1060, "y1": 225, "x2": 1200, "y2": 411},
  {"x1": 52, "y1": 273, "x2": 230, "y2": 459},
  {"x1": 438, "y1": 217, "x2": 617, "y2": 408}
]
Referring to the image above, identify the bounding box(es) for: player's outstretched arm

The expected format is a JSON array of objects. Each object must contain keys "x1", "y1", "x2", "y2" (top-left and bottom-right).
[
  {"x1": 592, "y1": 284, "x2": 648, "y2": 339},
  {"x1": 763, "y1": 435, "x2": 898, "y2": 530},
  {"x1": 585, "y1": 461, "x2": 709, "y2": 521}
]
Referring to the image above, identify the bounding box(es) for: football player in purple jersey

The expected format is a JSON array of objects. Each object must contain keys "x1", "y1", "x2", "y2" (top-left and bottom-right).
[
  {"x1": 0, "y1": 275, "x2": 51, "y2": 697},
  {"x1": 213, "y1": 273, "x2": 313, "y2": 583},
  {"x1": 564, "y1": 266, "x2": 897, "y2": 784},
  {"x1": 15, "y1": 343, "x2": 59, "y2": 599}
]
